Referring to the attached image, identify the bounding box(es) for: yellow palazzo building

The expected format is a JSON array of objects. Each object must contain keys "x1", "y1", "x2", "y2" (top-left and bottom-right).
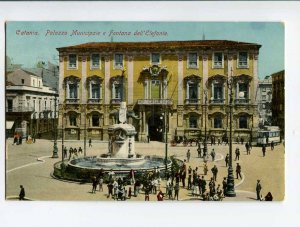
[{"x1": 57, "y1": 40, "x2": 261, "y2": 143}]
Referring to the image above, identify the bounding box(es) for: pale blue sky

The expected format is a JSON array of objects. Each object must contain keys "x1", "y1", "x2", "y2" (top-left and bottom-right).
[{"x1": 6, "y1": 22, "x2": 284, "y2": 79}]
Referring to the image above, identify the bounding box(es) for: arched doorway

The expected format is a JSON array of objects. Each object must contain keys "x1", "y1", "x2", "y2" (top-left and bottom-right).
[{"x1": 148, "y1": 114, "x2": 164, "y2": 141}]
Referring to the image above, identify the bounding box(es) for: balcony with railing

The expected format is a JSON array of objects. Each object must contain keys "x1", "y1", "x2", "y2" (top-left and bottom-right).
[
  {"x1": 88, "y1": 98, "x2": 102, "y2": 104},
  {"x1": 234, "y1": 99, "x2": 250, "y2": 104},
  {"x1": 137, "y1": 99, "x2": 173, "y2": 105},
  {"x1": 66, "y1": 98, "x2": 80, "y2": 104},
  {"x1": 6, "y1": 106, "x2": 34, "y2": 113},
  {"x1": 185, "y1": 99, "x2": 201, "y2": 105},
  {"x1": 210, "y1": 98, "x2": 225, "y2": 104},
  {"x1": 111, "y1": 98, "x2": 122, "y2": 104}
]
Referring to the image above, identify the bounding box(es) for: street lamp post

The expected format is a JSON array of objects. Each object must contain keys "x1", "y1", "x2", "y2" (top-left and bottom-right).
[
  {"x1": 84, "y1": 103, "x2": 87, "y2": 157},
  {"x1": 164, "y1": 108, "x2": 168, "y2": 174},
  {"x1": 52, "y1": 92, "x2": 58, "y2": 158},
  {"x1": 226, "y1": 75, "x2": 236, "y2": 197},
  {"x1": 203, "y1": 90, "x2": 208, "y2": 158}
]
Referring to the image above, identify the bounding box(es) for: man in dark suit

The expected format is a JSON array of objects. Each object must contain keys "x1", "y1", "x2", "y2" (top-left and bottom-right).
[{"x1": 19, "y1": 185, "x2": 25, "y2": 200}]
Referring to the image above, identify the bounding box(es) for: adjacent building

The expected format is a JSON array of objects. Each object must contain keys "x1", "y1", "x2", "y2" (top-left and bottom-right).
[
  {"x1": 6, "y1": 65, "x2": 59, "y2": 138},
  {"x1": 57, "y1": 40, "x2": 261, "y2": 142},
  {"x1": 257, "y1": 75, "x2": 272, "y2": 127},
  {"x1": 271, "y1": 70, "x2": 285, "y2": 137}
]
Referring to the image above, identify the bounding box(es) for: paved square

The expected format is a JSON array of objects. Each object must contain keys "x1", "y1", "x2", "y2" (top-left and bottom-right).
[{"x1": 6, "y1": 138, "x2": 284, "y2": 201}]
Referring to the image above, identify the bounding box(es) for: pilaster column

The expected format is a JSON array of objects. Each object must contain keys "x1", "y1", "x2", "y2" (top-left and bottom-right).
[
  {"x1": 177, "y1": 53, "x2": 183, "y2": 105},
  {"x1": 253, "y1": 52, "x2": 259, "y2": 104},
  {"x1": 58, "y1": 55, "x2": 65, "y2": 130},
  {"x1": 81, "y1": 54, "x2": 87, "y2": 104},
  {"x1": 202, "y1": 54, "x2": 208, "y2": 103},
  {"x1": 127, "y1": 55, "x2": 134, "y2": 105},
  {"x1": 104, "y1": 55, "x2": 110, "y2": 104}
]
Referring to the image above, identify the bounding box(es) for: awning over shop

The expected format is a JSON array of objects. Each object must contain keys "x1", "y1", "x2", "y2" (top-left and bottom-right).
[{"x1": 6, "y1": 121, "x2": 15, "y2": 130}]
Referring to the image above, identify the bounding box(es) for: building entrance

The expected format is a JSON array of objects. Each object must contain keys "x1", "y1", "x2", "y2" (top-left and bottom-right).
[{"x1": 148, "y1": 114, "x2": 164, "y2": 141}]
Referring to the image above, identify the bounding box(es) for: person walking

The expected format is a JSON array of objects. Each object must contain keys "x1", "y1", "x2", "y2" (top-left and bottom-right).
[
  {"x1": 235, "y1": 147, "x2": 240, "y2": 161},
  {"x1": 197, "y1": 143, "x2": 202, "y2": 158},
  {"x1": 63, "y1": 146, "x2": 67, "y2": 159},
  {"x1": 222, "y1": 177, "x2": 227, "y2": 195},
  {"x1": 89, "y1": 138, "x2": 92, "y2": 147},
  {"x1": 256, "y1": 180, "x2": 262, "y2": 200},
  {"x1": 201, "y1": 176, "x2": 206, "y2": 196},
  {"x1": 174, "y1": 183, "x2": 179, "y2": 201},
  {"x1": 210, "y1": 149, "x2": 216, "y2": 162},
  {"x1": 225, "y1": 154, "x2": 229, "y2": 167},
  {"x1": 236, "y1": 163, "x2": 242, "y2": 179},
  {"x1": 107, "y1": 181, "x2": 113, "y2": 198},
  {"x1": 262, "y1": 145, "x2": 266, "y2": 157},
  {"x1": 91, "y1": 176, "x2": 98, "y2": 193},
  {"x1": 245, "y1": 142, "x2": 250, "y2": 155},
  {"x1": 144, "y1": 184, "x2": 150, "y2": 201},
  {"x1": 78, "y1": 147, "x2": 83, "y2": 154},
  {"x1": 68, "y1": 147, "x2": 73, "y2": 160},
  {"x1": 271, "y1": 141, "x2": 274, "y2": 150},
  {"x1": 203, "y1": 162, "x2": 208, "y2": 175},
  {"x1": 19, "y1": 185, "x2": 25, "y2": 200},
  {"x1": 187, "y1": 166, "x2": 192, "y2": 190},
  {"x1": 186, "y1": 149, "x2": 191, "y2": 162},
  {"x1": 211, "y1": 165, "x2": 218, "y2": 181}
]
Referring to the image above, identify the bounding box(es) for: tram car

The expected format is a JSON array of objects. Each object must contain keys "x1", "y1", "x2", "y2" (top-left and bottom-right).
[{"x1": 257, "y1": 126, "x2": 281, "y2": 146}]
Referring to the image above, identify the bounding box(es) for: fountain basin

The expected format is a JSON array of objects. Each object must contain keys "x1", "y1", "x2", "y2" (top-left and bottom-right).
[{"x1": 53, "y1": 155, "x2": 172, "y2": 182}]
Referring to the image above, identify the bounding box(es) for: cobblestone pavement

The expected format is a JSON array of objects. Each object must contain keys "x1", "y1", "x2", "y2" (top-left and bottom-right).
[{"x1": 5, "y1": 138, "x2": 285, "y2": 201}]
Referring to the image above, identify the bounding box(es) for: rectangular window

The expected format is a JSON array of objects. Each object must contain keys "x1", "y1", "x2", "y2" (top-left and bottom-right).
[
  {"x1": 188, "y1": 53, "x2": 198, "y2": 68},
  {"x1": 239, "y1": 83, "x2": 248, "y2": 99},
  {"x1": 21, "y1": 79, "x2": 25, "y2": 84},
  {"x1": 239, "y1": 116, "x2": 248, "y2": 129},
  {"x1": 151, "y1": 80, "x2": 160, "y2": 99},
  {"x1": 114, "y1": 54, "x2": 123, "y2": 68},
  {"x1": 114, "y1": 84, "x2": 122, "y2": 99},
  {"x1": 189, "y1": 116, "x2": 198, "y2": 128},
  {"x1": 214, "y1": 117, "x2": 222, "y2": 128},
  {"x1": 213, "y1": 84, "x2": 223, "y2": 100},
  {"x1": 91, "y1": 54, "x2": 100, "y2": 69},
  {"x1": 151, "y1": 53, "x2": 160, "y2": 65},
  {"x1": 69, "y1": 84, "x2": 78, "y2": 99},
  {"x1": 91, "y1": 84, "x2": 100, "y2": 99},
  {"x1": 238, "y1": 52, "x2": 248, "y2": 67},
  {"x1": 7, "y1": 99, "x2": 13, "y2": 111},
  {"x1": 188, "y1": 83, "x2": 198, "y2": 103},
  {"x1": 262, "y1": 95, "x2": 266, "y2": 100},
  {"x1": 70, "y1": 115, "x2": 77, "y2": 126},
  {"x1": 262, "y1": 87, "x2": 266, "y2": 92},
  {"x1": 92, "y1": 114, "x2": 100, "y2": 127},
  {"x1": 68, "y1": 54, "x2": 77, "y2": 69},
  {"x1": 213, "y1": 52, "x2": 223, "y2": 68}
]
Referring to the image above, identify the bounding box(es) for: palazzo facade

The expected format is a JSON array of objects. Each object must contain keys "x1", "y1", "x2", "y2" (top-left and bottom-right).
[{"x1": 57, "y1": 40, "x2": 260, "y2": 142}]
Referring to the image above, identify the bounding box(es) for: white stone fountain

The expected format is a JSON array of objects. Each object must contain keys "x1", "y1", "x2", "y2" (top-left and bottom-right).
[{"x1": 56, "y1": 102, "x2": 172, "y2": 179}]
